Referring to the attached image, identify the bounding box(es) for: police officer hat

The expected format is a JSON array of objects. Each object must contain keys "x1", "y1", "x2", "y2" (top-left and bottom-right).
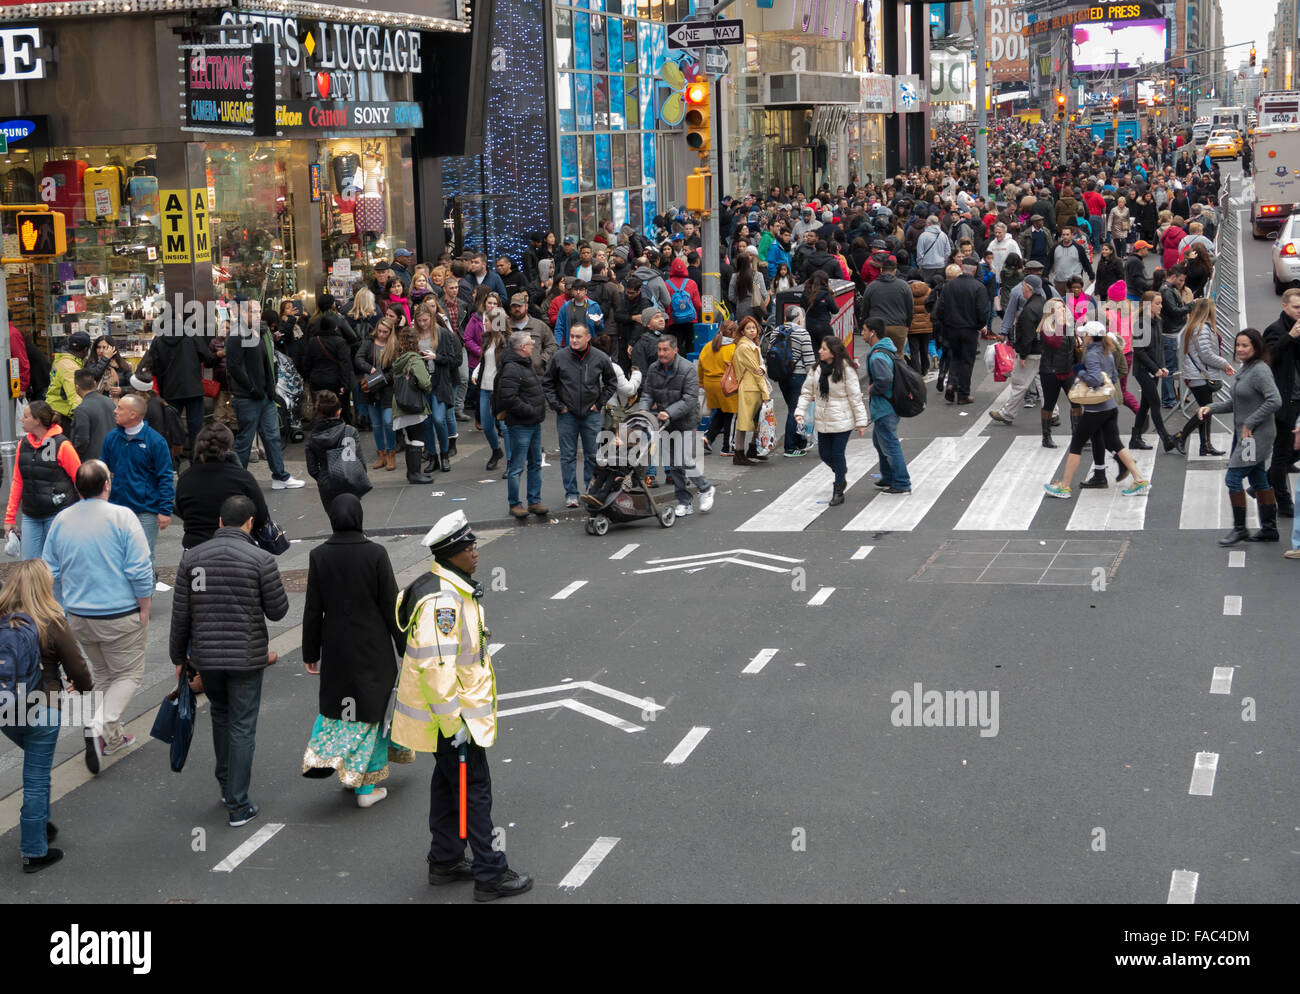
[{"x1": 422, "y1": 510, "x2": 477, "y2": 559}]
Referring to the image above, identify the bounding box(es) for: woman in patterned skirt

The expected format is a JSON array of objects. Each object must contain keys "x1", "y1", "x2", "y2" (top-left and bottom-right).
[{"x1": 301, "y1": 494, "x2": 411, "y2": 806}]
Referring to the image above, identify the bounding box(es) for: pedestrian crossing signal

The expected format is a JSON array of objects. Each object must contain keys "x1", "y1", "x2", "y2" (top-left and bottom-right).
[
  {"x1": 15, "y1": 211, "x2": 66, "y2": 258},
  {"x1": 684, "y1": 81, "x2": 711, "y2": 156}
]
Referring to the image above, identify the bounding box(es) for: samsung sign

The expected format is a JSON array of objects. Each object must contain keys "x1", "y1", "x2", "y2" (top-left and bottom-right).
[{"x1": 0, "y1": 26, "x2": 46, "y2": 80}]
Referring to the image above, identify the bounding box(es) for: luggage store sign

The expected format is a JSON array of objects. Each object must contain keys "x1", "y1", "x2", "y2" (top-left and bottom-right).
[{"x1": 213, "y1": 10, "x2": 424, "y2": 133}]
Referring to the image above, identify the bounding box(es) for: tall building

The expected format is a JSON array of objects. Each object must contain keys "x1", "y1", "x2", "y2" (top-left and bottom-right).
[{"x1": 1268, "y1": 0, "x2": 1298, "y2": 90}]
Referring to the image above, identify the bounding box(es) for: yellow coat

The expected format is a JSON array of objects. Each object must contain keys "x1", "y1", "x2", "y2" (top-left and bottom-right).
[
  {"x1": 697, "y1": 340, "x2": 737, "y2": 413},
  {"x1": 732, "y1": 338, "x2": 769, "y2": 431},
  {"x1": 391, "y1": 563, "x2": 497, "y2": 751}
]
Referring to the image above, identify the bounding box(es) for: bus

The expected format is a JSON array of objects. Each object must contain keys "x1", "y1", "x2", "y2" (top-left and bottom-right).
[{"x1": 1257, "y1": 91, "x2": 1300, "y2": 129}]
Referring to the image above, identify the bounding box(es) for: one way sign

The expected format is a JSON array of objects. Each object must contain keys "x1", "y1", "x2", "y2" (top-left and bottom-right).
[{"x1": 667, "y1": 18, "x2": 745, "y2": 49}]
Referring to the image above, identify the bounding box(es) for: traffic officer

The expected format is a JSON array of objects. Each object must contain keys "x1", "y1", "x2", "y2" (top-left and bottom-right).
[{"x1": 391, "y1": 510, "x2": 533, "y2": 901}]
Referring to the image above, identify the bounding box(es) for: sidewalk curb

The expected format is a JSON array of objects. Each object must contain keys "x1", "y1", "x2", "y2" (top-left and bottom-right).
[{"x1": 298, "y1": 507, "x2": 590, "y2": 541}]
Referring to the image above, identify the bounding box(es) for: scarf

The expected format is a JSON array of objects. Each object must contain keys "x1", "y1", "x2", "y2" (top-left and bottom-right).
[{"x1": 818, "y1": 359, "x2": 833, "y2": 400}]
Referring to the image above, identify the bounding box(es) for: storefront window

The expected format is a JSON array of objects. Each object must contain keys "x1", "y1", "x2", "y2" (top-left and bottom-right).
[
  {"x1": 206, "y1": 141, "x2": 293, "y2": 303},
  {"x1": 2, "y1": 144, "x2": 163, "y2": 360},
  {"x1": 316, "y1": 138, "x2": 405, "y2": 300}
]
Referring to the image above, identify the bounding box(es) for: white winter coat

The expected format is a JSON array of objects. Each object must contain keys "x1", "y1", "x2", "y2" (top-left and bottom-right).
[{"x1": 794, "y1": 362, "x2": 869, "y2": 433}]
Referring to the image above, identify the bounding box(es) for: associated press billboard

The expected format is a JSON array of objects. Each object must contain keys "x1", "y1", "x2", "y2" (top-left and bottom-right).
[{"x1": 986, "y1": 0, "x2": 1029, "y2": 83}]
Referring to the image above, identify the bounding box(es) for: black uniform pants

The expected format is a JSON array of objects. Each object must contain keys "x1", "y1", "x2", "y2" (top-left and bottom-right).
[
  {"x1": 948, "y1": 328, "x2": 980, "y2": 397},
  {"x1": 428, "y1": 733, "x2": 509, "y2": 882},
  {"x1": 1269, "y1": 414, "x2": 1297, "y2": 507}
]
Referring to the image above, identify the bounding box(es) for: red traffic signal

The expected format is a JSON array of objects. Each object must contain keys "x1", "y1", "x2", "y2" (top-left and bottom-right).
[
  {"x1": 1250, "y1": 47, "x2": 1257, "y2": 68},
  {"x1": 684, "y1": 80, "x2": 711, "y2": 155}
]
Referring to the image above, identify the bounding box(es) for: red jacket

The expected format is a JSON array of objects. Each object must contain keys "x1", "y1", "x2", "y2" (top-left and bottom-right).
[
  {"x1": 1082, "y1": 191, "x2": 1107, "y2": 218},
  {"x1": 1161, "y1": 226, "x2": 1186, "y2": 270},
  {"x1": 8, "y1": 322, "x2": 29, "y2": 392}
]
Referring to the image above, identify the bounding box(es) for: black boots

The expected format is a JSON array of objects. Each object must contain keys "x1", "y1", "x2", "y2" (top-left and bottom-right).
[
  {"x1": 1219, "y1": 490, "x2": 1250, "y2": 545},
  {"x1": 1250, "y1": 489, "x2": 1280, "y2": 542},
  {"x1": 486, "y1": 448, "x2": 504, "y2": 471},
  {"x1": 405, "y1": 446, "x2": 433, "y2": 484},
  {"x1": 1128, "y1": 434, "x2": 1152, "y2": 450},
  {"x1": 829, "y1": 481, "x2": 845, "y2": 507},
  {"x1": 1041, "y1": 412, "x2": 1057, "y2": 449},
  {"x1": 440, "y1": 453, "x2": 452, "y2": 473},
  {"x1": 1079, "y1": 468, "x2": 1108, "y2": 489},
  {"x1": 1200, "y1": 438, "x2": 1225, "y2": 456}
]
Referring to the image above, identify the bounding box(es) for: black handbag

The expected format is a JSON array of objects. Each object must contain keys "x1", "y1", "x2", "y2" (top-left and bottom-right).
[
  {"x1": 362, "y1": 368, "x2": 388, "y2": 392},
  {"x1": 254, "y1": 518, "x2": 290, "y2": 555},
  {"x1": 149, "y1": 671, "x2": 197, "y2": 773},
  {"x1": 326, "y1": 445, "x2": 373, "y2": 496},
  {"x1": 393, "y1": 369, "x2": 426, "y2": 412}
]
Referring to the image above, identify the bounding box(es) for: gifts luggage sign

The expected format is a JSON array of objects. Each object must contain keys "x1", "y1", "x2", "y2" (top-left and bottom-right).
[{"x1": 160, "y1": 188, "x2": 213, "y2": 265}]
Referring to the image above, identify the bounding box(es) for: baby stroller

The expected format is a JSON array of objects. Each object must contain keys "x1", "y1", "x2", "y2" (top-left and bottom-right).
[
  {"x1": 275, "y1": 350, "x2": 306, "y2": 443},
  {"x1": 582, "y1": 411, "x2": 676, "y2": 535}
]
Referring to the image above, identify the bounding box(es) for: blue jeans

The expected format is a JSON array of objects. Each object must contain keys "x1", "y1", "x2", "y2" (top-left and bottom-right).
[
  {"x1": 779, "y1": 374, "x2": 808, "y2": 451},
  {"x1": 202, "y1": 668, "x2": 265, "y2": 813},
  {"x1": 19, "y1": 512, "x2": 55, "y2": 561},
  {"x1": 1292, "y1": 504, "x2": 1300, "y2": 550},
  {"x1": 1, "y1": 706, "x2": 60, "y2": 857},
  {"x1": 478, "y1": 389, "x2": 504, "y2": 454},
  {"x1": 817, "y1": 430, "x2": 850, "y2": 485},
  {"x1": 231, "y1": 396, "x2": 289, "y2": 480},
  {"x1": 1089, "y1": 215, "x2": 1105, "y2": 251},
  {"x1": 506, "y1": 423, "x2": 543, "y2": 507},
  {"x1": 135, "y1": 511, "x2": 159, "y2": 574},
  {"x1": 1225, "y1": 462, "x2": 1269, "y2": 493},
  {"x1": 1161, "y1": 335, "x2": 1179, "y2": 405},
  {"x1": 872, "y1": 411, "x2": 910, "y2": 489},
  {"x1": 426, "y1": 393, "x2": 457, "y2": 455},
  {"x1": 557, "y1": 409, "x2": 602, "y2": 499},
  {"x1": 368, "y1": 402, "x2": 395, "y2": 450}
]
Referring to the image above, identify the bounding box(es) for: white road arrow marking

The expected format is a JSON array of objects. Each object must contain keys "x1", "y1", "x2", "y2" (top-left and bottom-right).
[
  {"x1": 498, "y1": 681, "x2": 664, "y2": 713},
  {"x1": 634, "y1": 556, "x2": 793, "y2": 574},
  {"x1": 498, "y1": 698, "x2": 645, "y2": 733},
  {"x1": 643, "y1": 549, "x2": 804, "y2": 564}
]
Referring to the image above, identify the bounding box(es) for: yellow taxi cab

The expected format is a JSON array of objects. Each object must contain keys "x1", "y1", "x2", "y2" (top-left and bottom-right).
[{"x1": 1206, "y1": 130, "x2": 1242, "y2": 159}]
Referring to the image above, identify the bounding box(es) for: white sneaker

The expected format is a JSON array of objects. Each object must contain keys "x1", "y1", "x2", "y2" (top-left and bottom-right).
[
  {"x1": 698, "y1": 487, "x2": 716, "y2": 512},
  {"x1": 272, "y1": 475, "x2": 306, "y2": 489},
  {"x1": 357, "y1": 787, "x2": 388, "y2": 809},
  {"x1": 674, "y1": 503, "x2": 693, "y2": 516},
  {"x1": 564, "y1": 496, "x2": 580, "y2": 508}
]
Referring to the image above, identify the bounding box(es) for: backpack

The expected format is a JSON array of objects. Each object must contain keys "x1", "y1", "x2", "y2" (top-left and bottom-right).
[
  {"x1": 762, "y1": 325, "x2": 798, "y2": 383},
  {"x1": 870, "y1": 344, "x2": 926, "y2": 417},
  {"x1": 667, "y1": 278, "x2": 695, "y2": 324},
  {"x1": 0, "y1": 612, "x2": 43, "y2": 701}
]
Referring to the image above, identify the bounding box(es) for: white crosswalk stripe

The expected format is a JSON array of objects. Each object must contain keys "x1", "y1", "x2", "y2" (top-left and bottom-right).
[
  {"x1": 955, "y1": 435, "x2": 1064, "y2": 531},
  {"x1": 844, "y1": 436, "x2": 988, "y2": 532},
  {"x1": 735, "y1": 439, "x2": 878, "y2": 532},
  {"x1": 1066, "y1": 448, "x2": 1157, "y2": 531},
  {"x1": 731, "y1": 429, "x2": 1296, "y2": 534}
]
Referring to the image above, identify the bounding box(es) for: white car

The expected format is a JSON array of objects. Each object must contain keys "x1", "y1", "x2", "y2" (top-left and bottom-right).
[{"x1": 1272, "y1": 213, "x2": 1300, "y2": 293}]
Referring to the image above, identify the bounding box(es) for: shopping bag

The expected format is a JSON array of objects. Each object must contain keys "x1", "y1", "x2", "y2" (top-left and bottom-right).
[
  {"x1": 984, "y1": 342, "x2": 998, "y2": 374},
  {"x1": 754, "y1": 398, "x2": 777, "y2": 457},
  {"x1": 992, "y1": 342, "x2": 1016, "y2": 382},
  {"x1": 149, "y1": 672, "x2": 197, "y2": 773},
  {"x1": 326, "y1": 445, "x2": 373, "y2": 497}
]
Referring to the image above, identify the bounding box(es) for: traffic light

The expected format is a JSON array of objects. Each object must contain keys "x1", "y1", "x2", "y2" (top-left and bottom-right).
[
  {"x1": 685, "y1": 168, "x2": 713, "y2": 214},
  {"x1": 684, "y1": 80, "x2": 711, "y2": 156},
  {"x1": 1112, "y1": 96, "x2": 1120, "y2": 111},
  {"x1": 15, "y1": 210, "x2": 66, "y2": 258},
  {"x1": 1250, "y1": 47, "x2": 1256, "y2": 68},
  {"x1": 1055, "y1": 92, "x2": 1065, "y2": 123}
]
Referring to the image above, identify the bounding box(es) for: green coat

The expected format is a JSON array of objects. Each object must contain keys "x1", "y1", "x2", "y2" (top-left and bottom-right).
[
  {"x1": 391, "y1": 350, "x2": 431, "y2": 417},
  {"x1": 45, "y1": 352, "x2": 84, "y2": 418}
]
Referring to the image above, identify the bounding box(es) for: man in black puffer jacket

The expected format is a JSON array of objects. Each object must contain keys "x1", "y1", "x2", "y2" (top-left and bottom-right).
[
  {"x1": 492, "y1": 333, "x2": 549, "y2": 519},
  {"x1": 169, "y1": 494, "x2": 288, "y2": 828}
]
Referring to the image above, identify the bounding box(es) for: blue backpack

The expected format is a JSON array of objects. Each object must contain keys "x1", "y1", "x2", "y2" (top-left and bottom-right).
[
  {"x1": 667, "y1": 278, "x2": 696, "y2": 324},
  {"x1": 0, "y1": 613, "x2": 43, "y2": 701},
  {"x1": 763, "y1": 325, "x2": 798, "y2": 383}
]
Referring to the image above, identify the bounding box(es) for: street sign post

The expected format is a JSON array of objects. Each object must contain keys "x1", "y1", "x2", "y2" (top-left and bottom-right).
[{"x1": 667, "y1": 18, "x2": 744, "y2": 49}]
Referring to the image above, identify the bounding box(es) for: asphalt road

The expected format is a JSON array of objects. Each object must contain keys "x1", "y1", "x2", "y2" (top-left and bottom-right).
[{"x1": 3, "y1": 161, "x2": 1295, "y2": 905}]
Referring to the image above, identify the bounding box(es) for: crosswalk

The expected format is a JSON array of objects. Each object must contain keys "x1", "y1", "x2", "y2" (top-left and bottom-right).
[{"x1": 733, "y1": 430, "x2": 1293, "y2": 533}]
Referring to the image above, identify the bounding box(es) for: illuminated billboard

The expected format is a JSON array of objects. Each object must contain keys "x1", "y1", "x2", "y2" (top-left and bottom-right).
[{"x1": 1071, "y1": 18, "x2": 1167, "y2": 72}]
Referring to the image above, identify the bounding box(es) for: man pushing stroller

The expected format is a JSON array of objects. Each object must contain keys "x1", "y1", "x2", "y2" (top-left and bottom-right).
[{"x1": 637, "y1": 336, "x2": 717, "y2": 518}]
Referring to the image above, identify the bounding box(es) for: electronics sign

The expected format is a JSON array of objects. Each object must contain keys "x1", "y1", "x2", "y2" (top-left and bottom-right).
[{"x1": 1072, "y1": 18, "x2": 1167, "y2": 73}]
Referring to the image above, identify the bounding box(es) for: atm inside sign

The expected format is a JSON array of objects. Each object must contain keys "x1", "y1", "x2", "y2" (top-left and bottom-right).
[{"x1": 161, "y1": 189, "x2": 191, "y2": 264}]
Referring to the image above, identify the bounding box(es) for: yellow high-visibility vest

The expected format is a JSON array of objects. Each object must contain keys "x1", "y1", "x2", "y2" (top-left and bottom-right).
[{"x1": 391, "y1": 563, "x2": 497, "y2": 751}]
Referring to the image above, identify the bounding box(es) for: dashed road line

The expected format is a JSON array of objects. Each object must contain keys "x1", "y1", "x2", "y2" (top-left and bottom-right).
[
  {"x1": 609, "y1": 543, "x2": 639, "y2": 560},
  {"x1": 1167, "y1": 869, "x2": 1199, "y2": 904},
  {"x1": 742, "y1": 648, "x2": 779, "y2": 675},
  {"x1": 663, "y1": 726, "x2": 710, "y2": 765},
  {"x1": 1222, "y1": 595, "x2": 1242, "y2": 616},
  {"x1": 488, "y1": 643, "x2": 505, "y2": 656},
  {"x1": 807, "y1": 586, "x2": 835, "y2": 606},
  {"x1": 1227, "y1": 550, "x2": 1245, "y2": 568},
  {"x1": 1210, "y1": 667, "x2": 1234, "y2": 695},
  {"x1": 558, "y1": 836, "x2": 621, "y2": 890},
  {"x1": 851, "y1": 545, "x2": 874, "y2": 560},
  {"x1": 212, "y1": 822, "x2": 286, "y2": 873},
  {"x1": 1188, "y1": 752, "x2": 1220, "y2": 797},
  {"x1": 552, "y1": 580, "x2": 588, "y2": 600}
]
